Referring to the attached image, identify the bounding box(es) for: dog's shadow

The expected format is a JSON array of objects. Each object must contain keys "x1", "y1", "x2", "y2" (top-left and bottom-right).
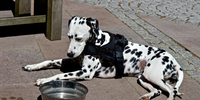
[
  {"x1": 33, "y1": 59, "x2": 82, "y2": 73},
  {"x1": 59, "y1": 59, "x2": 82, "y2": 73},
  {"x1": 37, "y1": 95, "x2": 42, "y2": 100}
]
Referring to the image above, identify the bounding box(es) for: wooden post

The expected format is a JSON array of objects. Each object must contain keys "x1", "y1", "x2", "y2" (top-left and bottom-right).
[
  {"x1": 15, "y1": 0, "x2": 31, "y2": 16},
  {"x1": 46, "y1": 0, "x2": 63, "y2": 40},
  {"x1": 34, "y1": 0, "x2": 62, "y2": 41}
]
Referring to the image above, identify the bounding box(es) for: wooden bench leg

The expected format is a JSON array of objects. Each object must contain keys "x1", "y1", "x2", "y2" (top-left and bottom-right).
[
  {"x1": 15, "y1": 0, "x2": 31, "y2": 16},
  {"x1": 34, "y1": 0, "x2": 62, "y2": 41},
  {"x1": 46, "y1": 0, "x2": 63, "y2": 40}
]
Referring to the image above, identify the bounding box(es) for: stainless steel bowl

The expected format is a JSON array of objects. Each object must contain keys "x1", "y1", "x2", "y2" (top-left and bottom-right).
[{"x1": 39, "y1": 80, "x2": 88, "y2": 100}]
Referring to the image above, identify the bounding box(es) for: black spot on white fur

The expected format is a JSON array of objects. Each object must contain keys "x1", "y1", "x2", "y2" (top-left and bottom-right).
[
  {"x1": 83, "y1": 69, "x2": 87, "y2": 73},
  {"x1": 79, "y1": 21, "x2": 84, "y2": 24},
  {"x1": 135, "y1": 51, "x2": 142, "y2": 58},
  {"x1": 88, "y1": 56, "x2": 92, "y2": 59},
  {"x1": 85, "y1": 76, "x2": 90, "y2": 78},
  {"x1": 105, "y1": 70, "x2": 109, "y2": 74},
  {"x1": 68, "y1": 73, "x2": 73, "y2": 76},
  {"x1": 88, "y1": 65, "x2": 91, "y2": 68},
  {"x1": 123, "y1": 59, "x2": 127, "y2": 63},
  {"x1": 147, "y1": 63, "x2": 151, "y2": 67},
  {"x1": 131, "y1": 49, "x2": 137, "y2": 54},
  {"x1": 151, "y1": 49, "x2": 166, "y2": 60},
  {"x1": 130, "y1": 57, "x2": 136, "y2": 62},
  {"x1": 92, "y1": 58, "x2": 95, "y2": 61},
  {"x1": 76, "y1": 71, "x2": 83, "y2": 77},
  {"x1": 125, "y1": 49, "x2": 131, "y2": 54},
  {"x1": 162, "y1": 56, "x2": 169, "y2": 65},
  {"x1": 124, "y1": 46, "x2": 130, "y2": 50},
  {"x1": 90, "y1": 69, "x2": 93, "y2": 72},
  {"x1": 110, "y1": 67, "x2": 114, "y2": 73},
  {"x1": 94, "y1": 65, "x2": 98, "y2": 69},
  {"x1": 148, "y1": 47, "x2": 154, "y2": 55},
  {"x1": 68, "y1": 35, "x2": 73, "y2": 39},
  {"x1": 64, "y1": 74, "x2": 68, "y2": 77}
]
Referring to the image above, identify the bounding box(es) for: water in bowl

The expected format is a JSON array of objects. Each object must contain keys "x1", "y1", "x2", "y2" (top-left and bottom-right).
[{"x1": 43, "y1": 88, "x2": 85, "y2": 99}]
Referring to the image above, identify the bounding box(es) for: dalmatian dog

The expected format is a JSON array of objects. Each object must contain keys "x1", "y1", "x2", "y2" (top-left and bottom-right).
[{"x1": 23, "y1": 16, "x2": 184, "y2": 100}]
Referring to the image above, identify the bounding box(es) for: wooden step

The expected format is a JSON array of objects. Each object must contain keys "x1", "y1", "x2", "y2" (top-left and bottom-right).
[{"x1": 0, "y1": 10, "x2": 14, "y2": 18}]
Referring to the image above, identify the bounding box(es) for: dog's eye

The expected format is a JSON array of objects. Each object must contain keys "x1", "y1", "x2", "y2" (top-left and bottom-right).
[{"x1": 75, "y1": 38, "x2": 82, "y2": 41}]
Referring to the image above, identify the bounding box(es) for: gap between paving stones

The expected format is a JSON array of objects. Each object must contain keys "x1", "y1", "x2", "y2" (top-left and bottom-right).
[
  {"x1": 33, "y1": 35, "x2": 55, "y2": 76},
  {"x1": 124, "y1": 77, "x2": 141, "y2": 97},
  {"x1": 69, "y1": 0, "x2": 200, "y2": 84}
]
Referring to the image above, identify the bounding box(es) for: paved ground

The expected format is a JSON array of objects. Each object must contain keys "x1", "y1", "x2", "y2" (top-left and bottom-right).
[
  {"x1": 72, "y1": 0, "x2": 200, "y2": 26},
  {"x1": 0, "y1": 0, "x2": 200, "y2": 100}
]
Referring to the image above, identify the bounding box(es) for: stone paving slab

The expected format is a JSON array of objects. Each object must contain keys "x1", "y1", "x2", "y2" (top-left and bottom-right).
[
  {"x1": 80, "y1": 78, "x2": 141, "y2": 100},
  {"x1": 0, "y1": 50, "x2": 52, "y2": 85},
  {"x1": 0, "y1": 35, "x2": 52, "y2": 100},
  {"x1": 63, "y1": 0, "x2": 125, "y2": 27},
  {"x1": 0, "y1": 85, "x2": 40, "y2": 100},
  {"x1": 35, "y1": 34, "x2": 69, "y2": 60},
  {"x1": 138, "y1": 15, "x2": 200, "y2": 57},
  {"x1": 0, "y1": 35, "x2": 52, "y2": 85},
  {"x1": 0, "y1": 35, "x2": 39, "y2": 51}
]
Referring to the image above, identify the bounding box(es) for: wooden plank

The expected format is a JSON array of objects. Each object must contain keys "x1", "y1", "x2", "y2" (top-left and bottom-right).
[
  {"x1": 0, "y1": 10, "x2": 14, "y2": 18},
  {"x1": 46, "y1": 0, "x2": 63, "y2": 40},
  {"x1": 15, "y1": 0, "x2": 31, "y2": 16},
  {"x1": 0, "y1": 15, "x2": 46, "y2": 27}
]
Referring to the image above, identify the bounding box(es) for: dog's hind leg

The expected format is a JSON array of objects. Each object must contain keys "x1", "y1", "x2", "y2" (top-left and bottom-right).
[
  {"x1": 138, "y1": 75, "x2": 162, "y2": 100},
  {"x1": 23, "y1": 59, "x2": 64, "y2": 71},
  {"x1": 145, "y1": 75, "x2": 175, "y2": 100},
  {"x1": 156, "y1": 80, "x2": 175, "y2": 100}
]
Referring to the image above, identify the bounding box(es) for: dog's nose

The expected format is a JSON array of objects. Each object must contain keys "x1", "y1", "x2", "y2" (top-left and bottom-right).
[{"x1": 67, "y1": 52, "x2": 75, "y2": 57}]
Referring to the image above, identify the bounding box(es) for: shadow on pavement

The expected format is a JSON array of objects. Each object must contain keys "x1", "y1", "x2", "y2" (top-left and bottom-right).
[{"x1": 0, "y1": 0, "x2": 46, "y2": 38}]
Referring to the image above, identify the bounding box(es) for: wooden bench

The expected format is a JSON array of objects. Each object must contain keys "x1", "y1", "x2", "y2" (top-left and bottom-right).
[{"x1": 0, "y1": 0, "x2": 63, "y2": 41}]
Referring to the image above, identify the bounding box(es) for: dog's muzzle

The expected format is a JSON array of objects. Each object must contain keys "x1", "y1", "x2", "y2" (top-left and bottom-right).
[{"x1": 67, "y1": 52, "x2": 75, "y2": 57}]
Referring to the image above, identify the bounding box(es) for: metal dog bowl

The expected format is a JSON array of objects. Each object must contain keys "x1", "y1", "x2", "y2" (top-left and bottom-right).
[{"x1": 39, "y1": 80, "x2": 88, "y2": 100}]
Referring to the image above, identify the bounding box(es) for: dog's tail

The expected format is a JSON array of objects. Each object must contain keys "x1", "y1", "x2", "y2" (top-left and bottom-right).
[{"x1": 174, "y1": 59, "x2": 184, "y2": 96}]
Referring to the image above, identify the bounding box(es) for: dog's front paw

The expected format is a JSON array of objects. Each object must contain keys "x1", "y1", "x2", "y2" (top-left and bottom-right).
[
  {"x1": 139, "y1": 96, "x2": 149, "y2": 100},
  {"x1": 139, "y1": 94, "x2": 152, "y2": 100},
  {"x1": 35, "y1": 78, "x2": 49, "y2": 86},
  {"x1": 22, "y1": 65, "x2": 37, "y2": 71}
]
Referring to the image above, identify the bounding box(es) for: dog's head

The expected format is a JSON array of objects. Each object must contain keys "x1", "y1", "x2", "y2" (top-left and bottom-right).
[{"x1": 67, "y1": 16, "x2": 99, "y2": 58}]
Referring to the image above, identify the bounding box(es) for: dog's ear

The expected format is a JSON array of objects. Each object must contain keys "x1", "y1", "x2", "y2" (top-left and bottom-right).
[
  {"x1": 86, "y1": 17, "x2": 99, "y2": 37},
  {"x1": 86, "y1": 17, "x2": 99, "y2": 29}
]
